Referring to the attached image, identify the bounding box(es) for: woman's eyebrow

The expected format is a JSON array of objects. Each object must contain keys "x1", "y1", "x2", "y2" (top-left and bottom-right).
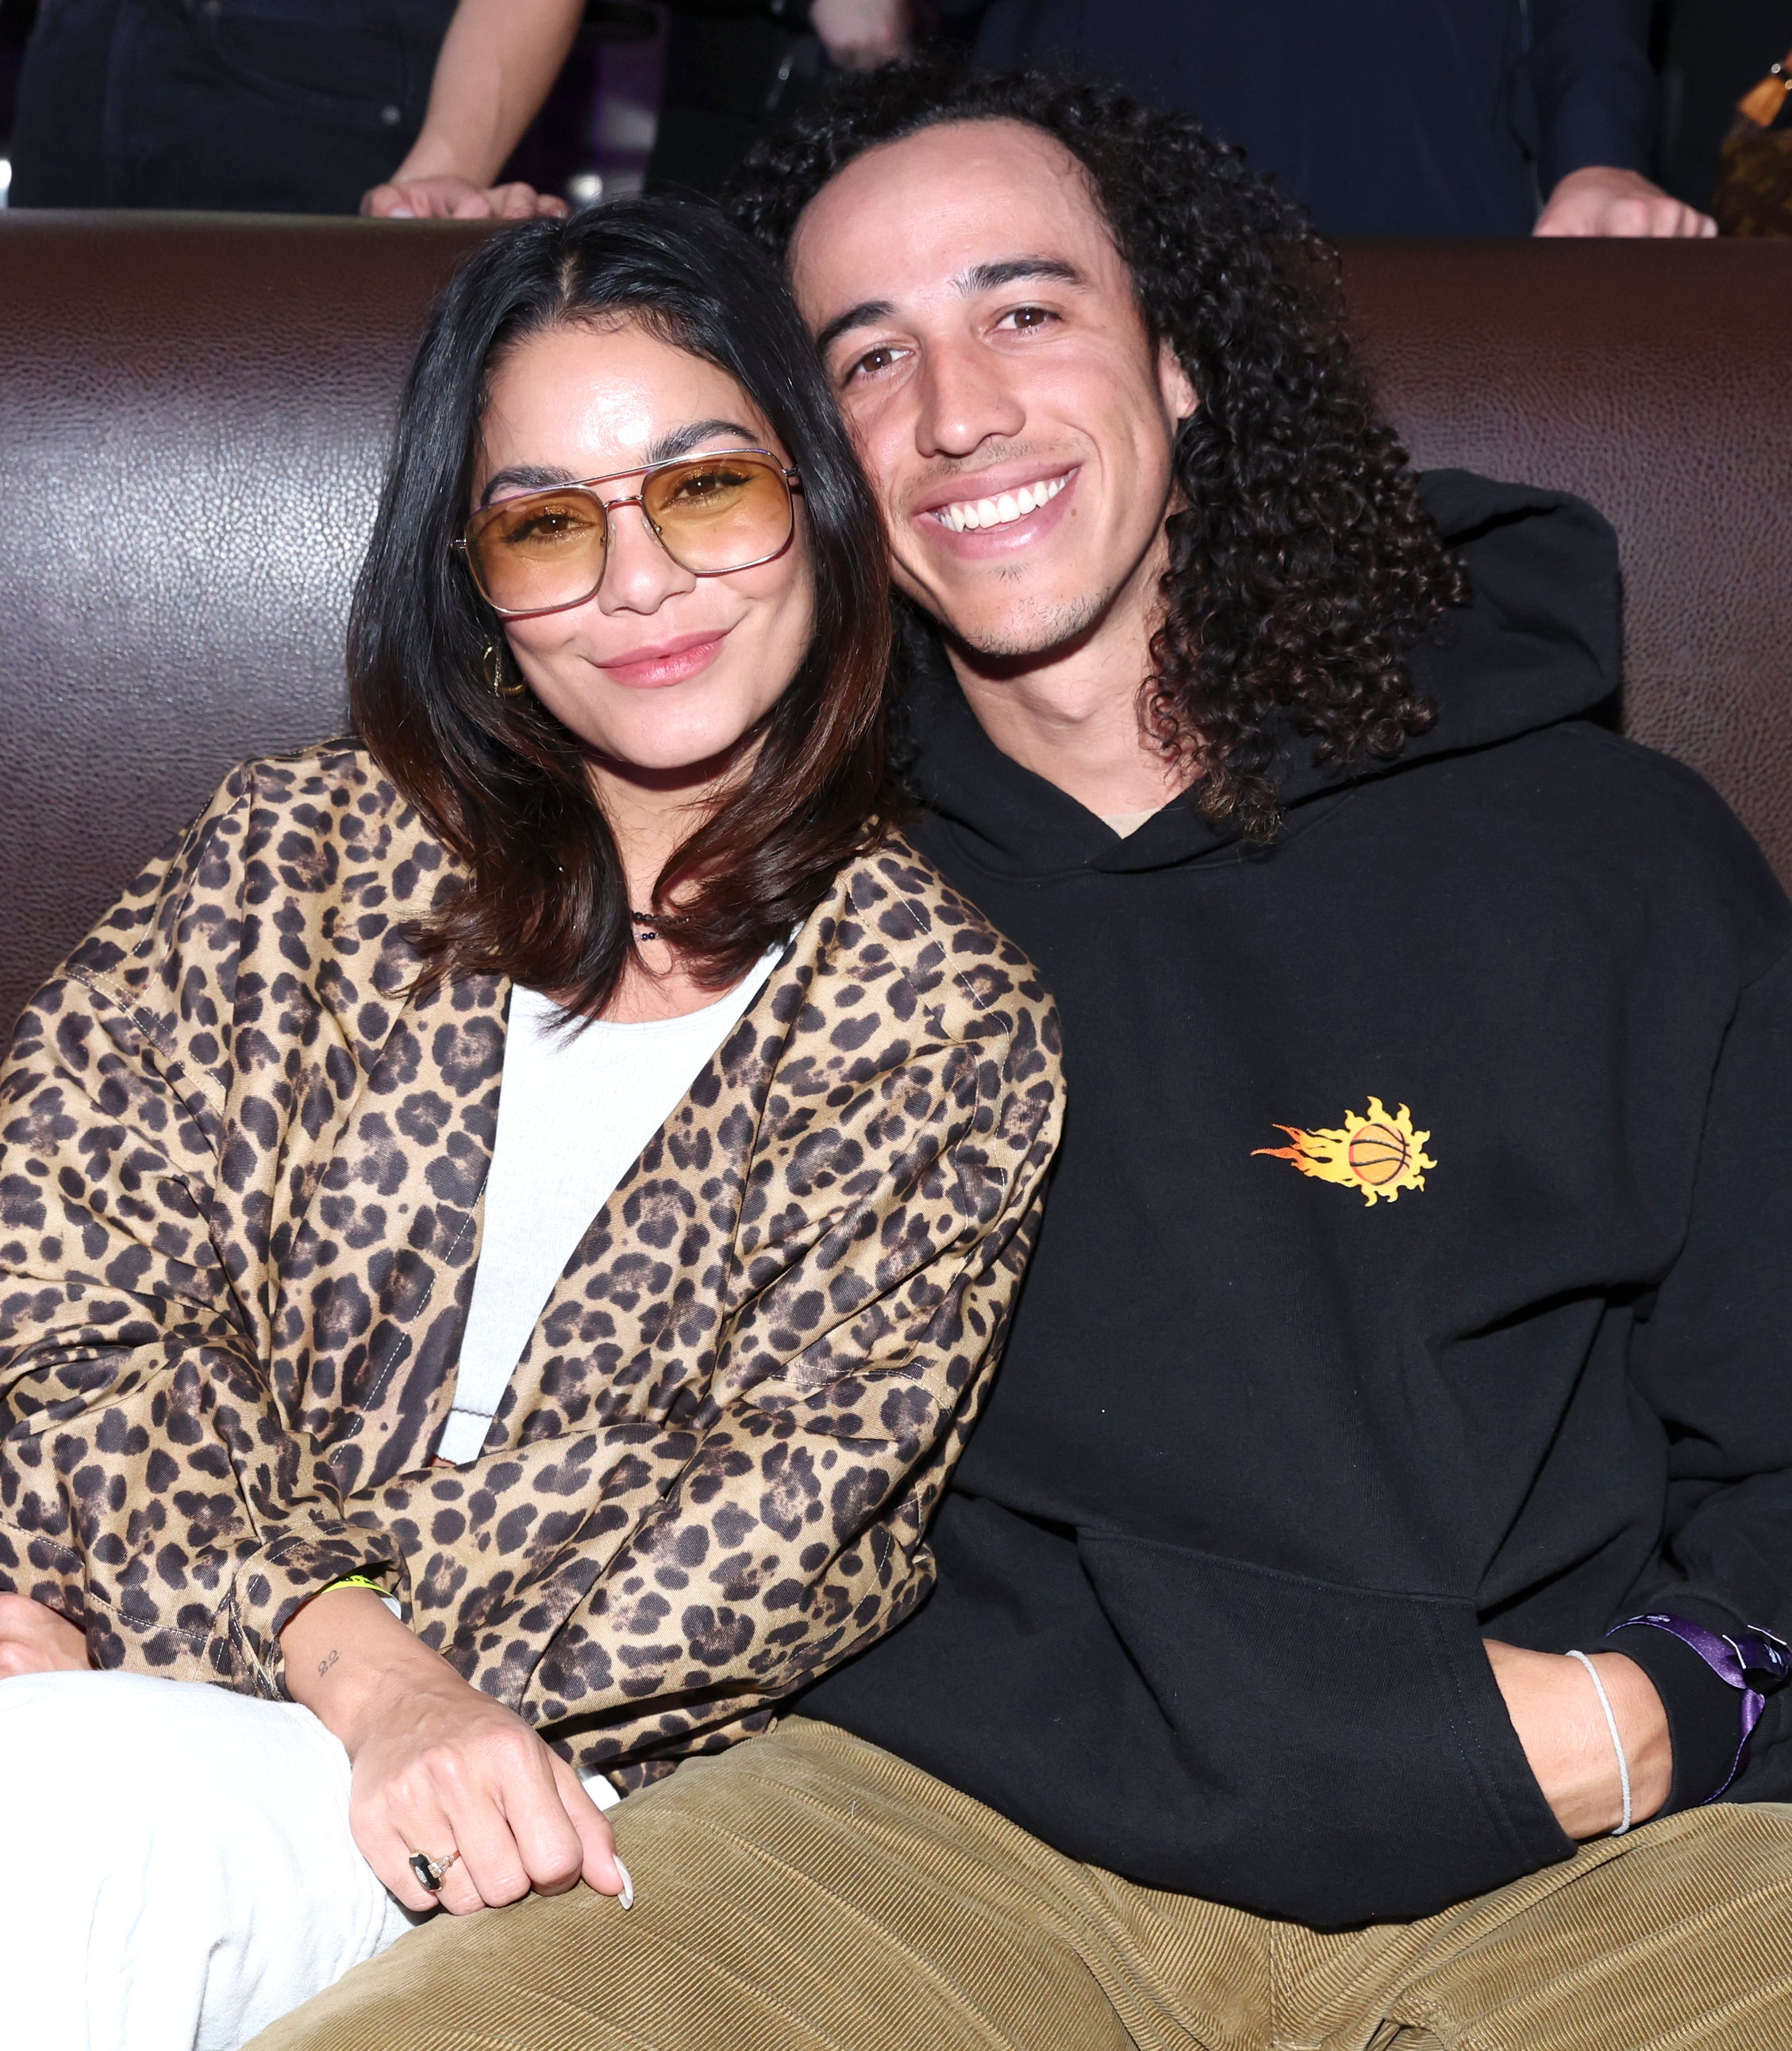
[
  {"x1": 479, "y1": 464, "x2": 575, "y2": 506},
  {"x1": 644, "y1": 418, "x2": 764, "y2": 463},
  {"x1": 479, "y1": 423, "x2": 765, "y2": 504}
]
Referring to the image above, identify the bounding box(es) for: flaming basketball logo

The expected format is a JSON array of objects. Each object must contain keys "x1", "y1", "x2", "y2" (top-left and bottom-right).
[{"x1": 1254, "y1": 1096, "x2": 1436, "y2": 1206}]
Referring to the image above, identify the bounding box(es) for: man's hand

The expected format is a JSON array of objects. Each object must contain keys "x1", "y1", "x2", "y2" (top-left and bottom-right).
[
  {"x1": 0, "y1": 1592, "x2": 91, "y2": 1677},
  {"x1": 811, "y1": 0, "x2": 910, "y2": 71},
  {"x1": 1534, "y1": 166, "x2": 1717, "y2": 239},
  {"x1": 281, "y1": 1586, "x2": 630, "y2": 1916},
  {"x1": 1484, "y1": 1638, "x2": 1672, "y2": 1837},
  {"x1": 363, "y1": 175, "x2": 567, "y2": 220}
]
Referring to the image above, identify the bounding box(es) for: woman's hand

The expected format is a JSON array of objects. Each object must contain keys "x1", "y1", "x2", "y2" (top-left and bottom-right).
[
  {"x1": 1484, "y1": 1638, "x2": 1672, "y2": 1837},
  {"x1": 0, "y1": 1592, "x2": 91, "y2": 1677},
  {"x1": 281, "y1": 1587, "x2": 630, "y2": 1916}
]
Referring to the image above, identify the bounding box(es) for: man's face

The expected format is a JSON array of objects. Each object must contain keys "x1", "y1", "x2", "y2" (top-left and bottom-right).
[{"x1": 790, "y1": 118, "x2": 1196, "y2": 663}]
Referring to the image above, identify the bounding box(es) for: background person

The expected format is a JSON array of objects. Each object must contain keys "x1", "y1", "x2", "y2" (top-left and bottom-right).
[
  {"x1": 643, "y1": 0, "x2": 913, "y2": 202},
  {"x1": 0, "y1": 195, "x2": 1062, "y2": 2047},
  {"x1": 364, "y1": 0, "x2": 924, "y2": 214},
  {"x1": 9, "y1": 0, "x2": 459, "y2": 211},
  {"x1": 6, "y1": 0, "x2": 581, "y2": 217},
  {"x1": 769, "y1": 0, "x2": 1715, "y2": 235}
]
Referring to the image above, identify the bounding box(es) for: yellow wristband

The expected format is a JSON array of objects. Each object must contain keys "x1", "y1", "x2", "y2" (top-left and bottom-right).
[{"x1": 320, "y1": 1573, "x2": 387, "y2": 1597}]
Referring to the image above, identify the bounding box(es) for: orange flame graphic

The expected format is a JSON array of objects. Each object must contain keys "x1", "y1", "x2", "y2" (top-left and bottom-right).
[{"x1": 1254, "y1": 1095, "x2": 1436, "y2": 1206}]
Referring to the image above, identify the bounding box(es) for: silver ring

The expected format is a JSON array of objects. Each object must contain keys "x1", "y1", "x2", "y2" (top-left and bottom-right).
[{"x1": 408, "y1": 1848, "x2": 460, "y2": 1893}]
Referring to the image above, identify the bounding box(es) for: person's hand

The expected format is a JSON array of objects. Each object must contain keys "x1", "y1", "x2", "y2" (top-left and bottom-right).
[
  {"x1": 1534, "y1": 166, "x2": 1716, "y2": 239},
  {"x1": 362, "y1": 175, "x2": 569, "y2": 221},
  {"x1": 811, "y1": 0, "x2": 910, "y2": 70},
  {"x1": 1484, "y1": 1639, "x2": 1672, "y2": 1837},
  {"x1": 0, "y1": 1592, "x2": 91, "y2": 1677},
  {"x1": 281, "y1": 1587, "x2": 630, "y2": 1916}
]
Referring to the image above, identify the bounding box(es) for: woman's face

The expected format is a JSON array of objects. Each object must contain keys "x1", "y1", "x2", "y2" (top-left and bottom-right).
[{"x1": 471, "y1": 319, "x2": 814, "y2": 778}]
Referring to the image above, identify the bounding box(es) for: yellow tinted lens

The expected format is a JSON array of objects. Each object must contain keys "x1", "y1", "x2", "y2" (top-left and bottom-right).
[
  {"x1": 465, "y1": 488, "x2": 606, "y2": 612},
  {"x1": 645, "y1": 456, "x2": 792, "y2": 572}
]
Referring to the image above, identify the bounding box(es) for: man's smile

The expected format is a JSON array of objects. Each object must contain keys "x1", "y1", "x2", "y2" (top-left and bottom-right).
[
  {"x1": 929, "y1": 469, "x2": 1073, "y2": 533},
  {"x1": 912, "y1": 464, "x2": 1082, "y2": 555}
]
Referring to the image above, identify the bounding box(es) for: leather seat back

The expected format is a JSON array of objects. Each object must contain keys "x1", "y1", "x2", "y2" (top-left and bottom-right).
[{"x1": 2, "y1": 221, "x2": 1789, "y2": 1029}]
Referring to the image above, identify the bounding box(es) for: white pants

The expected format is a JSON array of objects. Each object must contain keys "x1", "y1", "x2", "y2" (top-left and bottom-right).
[{"x1": 0, "y1": 1671, "x2": 420, "y2": 2051}]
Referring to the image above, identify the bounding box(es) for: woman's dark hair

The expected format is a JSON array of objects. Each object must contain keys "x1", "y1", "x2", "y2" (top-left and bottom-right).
[
  {"x1": 350, "y1": 198, "x2": 892, "y2": 1010},
  {"x1": 729, "y1": 58, "x2": 1467, "y2": 840}
]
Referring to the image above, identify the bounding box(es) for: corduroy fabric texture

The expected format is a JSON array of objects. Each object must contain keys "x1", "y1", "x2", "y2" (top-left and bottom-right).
[{"x1": 251, "y1": 1716, "x2": 1792, "y2": 2051}]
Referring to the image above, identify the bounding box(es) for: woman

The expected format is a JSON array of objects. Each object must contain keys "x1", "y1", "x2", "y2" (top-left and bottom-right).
[{"x1": 0, "y1": 199, "x2": 1062, "y2": 2048}]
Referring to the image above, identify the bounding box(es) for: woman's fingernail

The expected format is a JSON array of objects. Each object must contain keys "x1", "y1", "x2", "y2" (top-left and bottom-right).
[{"x1": 614, "y1": 1856, "x2": 634, "y2": 1911}]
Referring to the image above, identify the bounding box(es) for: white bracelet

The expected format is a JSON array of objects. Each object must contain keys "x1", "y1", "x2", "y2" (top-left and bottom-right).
[{"x1": 1568, "y1": 1648, "x2": 1632, "y2": 1835}]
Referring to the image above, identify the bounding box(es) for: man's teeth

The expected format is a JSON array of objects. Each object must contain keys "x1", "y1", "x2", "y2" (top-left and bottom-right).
[{"x1": 935, "y1": 475, "x2": 1068, "y2": 533}]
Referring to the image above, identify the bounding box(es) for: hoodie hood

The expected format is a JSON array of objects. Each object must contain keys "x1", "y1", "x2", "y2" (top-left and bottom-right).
[{"x1": 900, "y1": 471, "x2": 1622, "y2": 879}]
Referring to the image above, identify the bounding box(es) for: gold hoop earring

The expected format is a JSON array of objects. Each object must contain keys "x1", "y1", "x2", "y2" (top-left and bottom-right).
[{"x1": 484, "y1": 639, "x2": 526, "y2": 698}]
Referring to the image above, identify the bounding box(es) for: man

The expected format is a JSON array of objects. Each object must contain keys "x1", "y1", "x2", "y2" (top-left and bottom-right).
[{"x1": 263, "y1": 58, "x2": 1792, "y2": 2051}]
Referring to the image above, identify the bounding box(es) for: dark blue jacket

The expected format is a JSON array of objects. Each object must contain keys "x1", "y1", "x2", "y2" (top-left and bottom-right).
[{"x1": 966, "y1": 0, "x2": 1656, "y2": 235}]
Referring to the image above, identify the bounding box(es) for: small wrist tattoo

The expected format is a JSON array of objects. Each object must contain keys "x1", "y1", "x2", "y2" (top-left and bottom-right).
[{"x1": 317, "y1": 1648, "x2": 340, "y2": 1679}]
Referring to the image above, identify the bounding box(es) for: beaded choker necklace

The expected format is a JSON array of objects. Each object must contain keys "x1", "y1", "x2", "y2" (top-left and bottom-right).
[{"x1": 630, "y1": 908, "x2": 689, "y2": 944}]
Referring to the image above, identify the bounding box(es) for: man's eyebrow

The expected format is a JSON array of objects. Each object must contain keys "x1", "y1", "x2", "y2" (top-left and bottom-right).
[
  {"x1": 955, "y1": 256, "x2": 1086, "y2": 294},
  {"x1": 813, "y1": 259, "x2": 1087, "y2": 360},
  {"x1": 478, "y1": 421, "x2": 763, "y2": 506},
  {"x1": 815, "y1": 300, "x2": 894, "y2": 358}
]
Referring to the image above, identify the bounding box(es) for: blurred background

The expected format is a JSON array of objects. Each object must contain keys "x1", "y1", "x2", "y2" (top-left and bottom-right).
[{"x1": 0, "y1": 1, "x2": 1783, "y2": 227}]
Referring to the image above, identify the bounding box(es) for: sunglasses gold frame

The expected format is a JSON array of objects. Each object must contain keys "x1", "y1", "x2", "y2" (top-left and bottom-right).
[{"x1": 452, "y1": 448, "x2": 803, "y2": 619}]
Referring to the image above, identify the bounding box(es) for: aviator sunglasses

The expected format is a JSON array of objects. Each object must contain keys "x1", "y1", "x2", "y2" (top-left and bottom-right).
[{"x1": 454, "y1": 448, "x2": 803, "y2": 618}]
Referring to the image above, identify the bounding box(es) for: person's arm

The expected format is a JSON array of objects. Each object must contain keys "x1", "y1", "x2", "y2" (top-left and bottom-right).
[
  {"x1": 279, "y1": 1585, "x2": 627, "y2": 1915},
  {"x1": 1527, "y1": 0, "x2": 1715, "y2": 236},
  {"x1": 275, "y1": 983, "x2": 1055, "y2": 1903},
  {"x1": 1491, "y1": 934, "x2": 1792, "y2": 1838},
  {"x1": 363, "y1": 0, "x2": 585, "y2": 221},
  {"x1": 1482, "y1": 1638, "x2": 1671, "y2": 1835},
  {"x1": 0, "y1": 772, "x2": 412, "y2": 1689},
  {"x1": 1594, "y1": 937, "x2": 1792, "y2": 1804}
]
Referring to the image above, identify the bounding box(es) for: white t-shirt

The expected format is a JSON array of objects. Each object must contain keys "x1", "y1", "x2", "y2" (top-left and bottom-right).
[{"x1": 434, "y1": 949, "x2": 781, "y2": 1467}]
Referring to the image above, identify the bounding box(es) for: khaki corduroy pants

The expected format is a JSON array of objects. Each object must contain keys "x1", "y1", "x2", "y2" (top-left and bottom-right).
[{"x1": 251, "y1": 1715, "x2": 1792, "y2": 2051}]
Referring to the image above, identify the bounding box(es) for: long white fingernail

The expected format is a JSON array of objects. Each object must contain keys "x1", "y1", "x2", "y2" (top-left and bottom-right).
[{"x1": 614, "y1": 1856, "x2": 634, "y2": 1911}]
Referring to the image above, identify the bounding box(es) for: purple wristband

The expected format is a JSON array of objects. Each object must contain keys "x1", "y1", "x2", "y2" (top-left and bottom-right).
[{"x1": 1607, "y1": 1614, "x2": 1792, "y2": 1799}]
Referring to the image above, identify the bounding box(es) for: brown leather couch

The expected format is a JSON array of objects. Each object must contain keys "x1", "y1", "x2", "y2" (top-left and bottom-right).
[{"x1": 2, "y1": 219, "x2": 1790, "y2": 1032}]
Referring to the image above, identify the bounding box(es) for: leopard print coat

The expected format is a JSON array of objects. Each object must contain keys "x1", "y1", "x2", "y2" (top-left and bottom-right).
[{"x1": 0, "y1": 745, "x2": 1061, "y2": 1784}]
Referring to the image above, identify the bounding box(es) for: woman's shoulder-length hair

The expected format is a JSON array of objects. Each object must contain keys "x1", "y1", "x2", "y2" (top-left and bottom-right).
[{"x1": 349, "y1": 197, "x2": 894, "y2": 1014}]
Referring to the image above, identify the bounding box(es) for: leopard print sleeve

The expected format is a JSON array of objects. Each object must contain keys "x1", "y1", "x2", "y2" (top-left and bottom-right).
[{"x1": 0, "y1": 761, "x2": 421, "y2": 1690}]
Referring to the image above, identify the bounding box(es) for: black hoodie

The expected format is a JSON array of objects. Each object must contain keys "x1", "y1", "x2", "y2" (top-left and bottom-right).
[{"x1": 802, "y1": 474, "x2": 1792, "y2": 1928}]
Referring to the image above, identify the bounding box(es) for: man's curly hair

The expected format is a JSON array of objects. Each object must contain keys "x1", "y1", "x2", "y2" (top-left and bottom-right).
[{"x1": 729, "y1": 56, "x2": 1468, "y2": 838}]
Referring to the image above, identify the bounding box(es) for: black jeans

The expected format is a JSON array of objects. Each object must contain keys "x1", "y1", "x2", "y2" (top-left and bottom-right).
[{"x1": 10, "y1": 0, "x2": 456, "y2": 213}]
